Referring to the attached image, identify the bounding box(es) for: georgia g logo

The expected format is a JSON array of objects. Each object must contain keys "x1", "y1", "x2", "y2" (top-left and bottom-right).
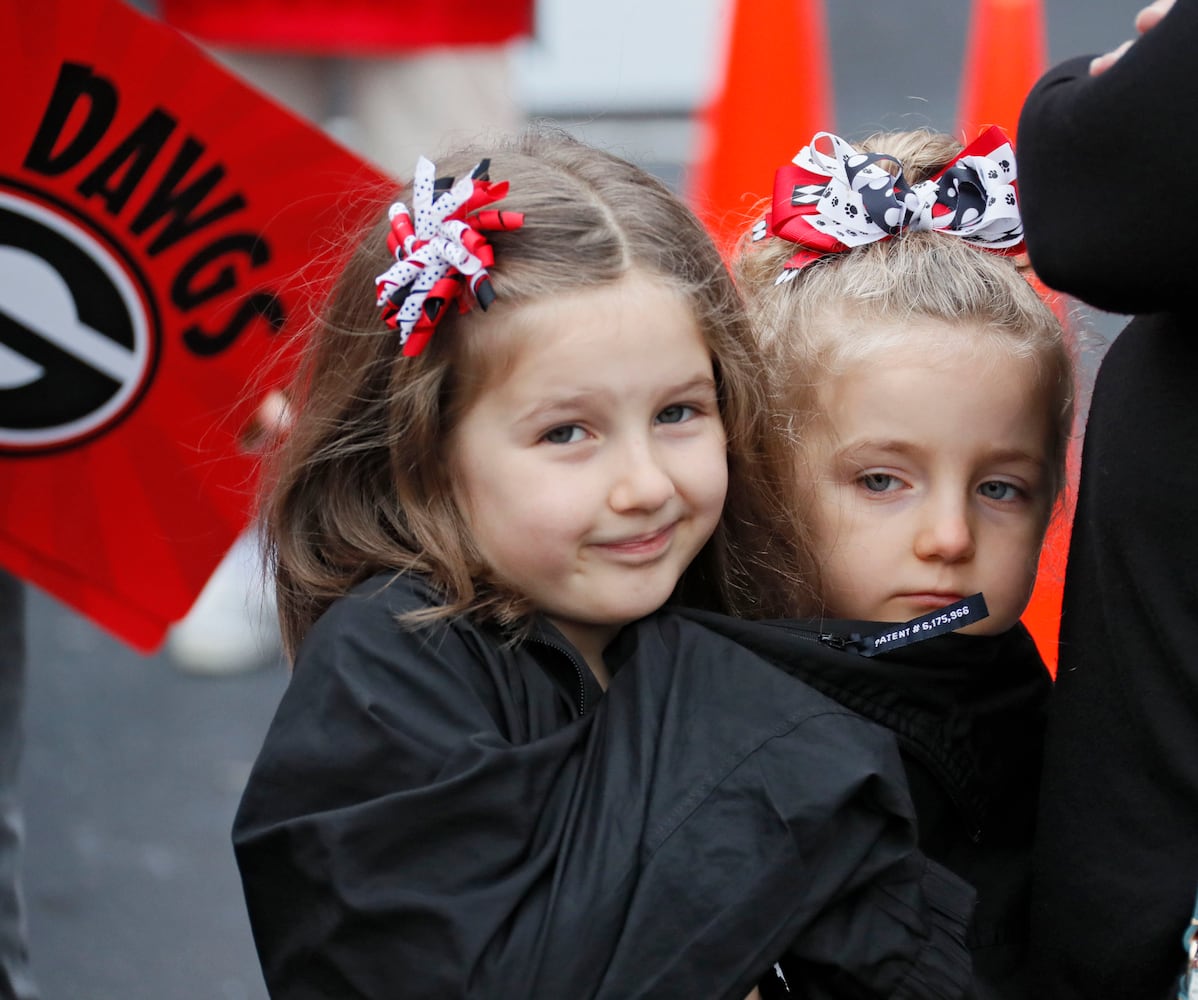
[{"x1": 0, "y1": 188, "x2": 158, "y2": 455}]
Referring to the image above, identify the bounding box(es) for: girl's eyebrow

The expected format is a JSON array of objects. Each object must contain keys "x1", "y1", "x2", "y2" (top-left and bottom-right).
[
  {"x1": 982, "y1": 447, "x2": 1049, "y2": 467},
  {"x1": 836, "y1": 439, "x2": 1047, "y2": 467},
  {"x1": 660, "y1": 375, "x2": 720, "y2": 398},
  {"x1": 512, "y1": 389, "x2": 612, "y2": 427},
  {"x1": 835, "y1": 439, "x2": 922, "y2": 459}
]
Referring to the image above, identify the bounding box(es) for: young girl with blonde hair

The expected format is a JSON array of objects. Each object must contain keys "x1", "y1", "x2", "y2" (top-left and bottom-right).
[
  {"x1": 728, "y1": 127, "x2": 1074, "y2": 999},
  {"x1": 231, "y1": 129, "x2": 975, "y2": 999}
]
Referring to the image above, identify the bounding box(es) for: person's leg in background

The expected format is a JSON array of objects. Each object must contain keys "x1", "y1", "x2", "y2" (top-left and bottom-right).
[
  {"x1": 0, "y1": 572, "x2": 38, "y2": 1000},
  {"x1": 350, "y1": 45, "x2": 525, "y2": 173},
  {"x1": 206, "y1": 49, "x2": 332, "y2": 124}
]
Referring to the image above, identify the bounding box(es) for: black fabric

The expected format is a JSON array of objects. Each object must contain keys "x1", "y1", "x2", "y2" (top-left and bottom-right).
[
  {"x1": 232, "y1": 572, "x2": 975, "y2": 999},
  {"x1": 1018, "y1": 15, "x2": 1198, "y2": 998},
  {"x1": 681, "y1": 612, "x2": 1048, "y2": 1000}
]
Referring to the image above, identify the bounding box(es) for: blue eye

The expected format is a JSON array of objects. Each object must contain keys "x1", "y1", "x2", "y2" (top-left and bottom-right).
[
  {"x1": 656, "y1": 404, "x2": 695, "y2": 425},
  {"x1": 978, "y1": 480, "x2": 1020, "y2": 501},
  {"x1": 542, "y1": 425, "x2": 585, "y2": 445},
  {"x1": 859, "y1": 472, "x2": 900, "y2": 493}
]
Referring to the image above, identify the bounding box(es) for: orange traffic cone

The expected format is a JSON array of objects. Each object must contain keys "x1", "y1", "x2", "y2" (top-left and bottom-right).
[
  {"x1": 687, "y1": 0, "x2": 833, "y2": 254},
  {"x1": 957, "y1": 0, "x2": 1047, "y2": 139}
]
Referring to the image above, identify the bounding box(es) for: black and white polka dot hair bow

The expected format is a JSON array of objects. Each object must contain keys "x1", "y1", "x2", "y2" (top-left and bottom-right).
[
  {"x1": 755, "y1": 126, "x2": 1024, "y2": 282},
  {"x1": 375, "y1": 156, "x2": 524, "y2": 356}
]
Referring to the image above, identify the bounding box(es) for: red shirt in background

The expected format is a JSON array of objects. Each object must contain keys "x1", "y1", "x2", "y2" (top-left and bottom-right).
[{"x1": 160, "y1": 0, "x2": 533, "y2": 54}]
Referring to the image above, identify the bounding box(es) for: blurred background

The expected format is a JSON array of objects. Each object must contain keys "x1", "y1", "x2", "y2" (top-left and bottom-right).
[{"x1": 21, "y1": 1, "x2": 1134, "y2": 997}]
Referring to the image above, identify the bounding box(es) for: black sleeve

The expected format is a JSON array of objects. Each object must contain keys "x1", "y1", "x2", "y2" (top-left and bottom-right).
[
  {"x1": 1016, "y1": 0, "x2": 1198, "y2": 314},
  {"x1": 777, "y1": 859, "x2": 974, "y2": 1000},
  {"x1": 233, "y1": 593, "x2": 973, "y2": 999}
]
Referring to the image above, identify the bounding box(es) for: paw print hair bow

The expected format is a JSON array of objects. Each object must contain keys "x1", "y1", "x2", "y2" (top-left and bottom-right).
[
  {"x1": 754, "y1": 126, "x2": 1024, "y2": 282},
  {"x1": 375, "y1": 156, "x2": 524, "y2": 356}
]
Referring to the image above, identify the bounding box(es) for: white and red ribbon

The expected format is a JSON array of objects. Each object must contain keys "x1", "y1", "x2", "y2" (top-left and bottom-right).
[
  {"x1": 755, "y1": 126, "x2": 1024, "y2": 280},
  {"x1": 375, "y1": 156, "x2": 523, "y2": 356}
]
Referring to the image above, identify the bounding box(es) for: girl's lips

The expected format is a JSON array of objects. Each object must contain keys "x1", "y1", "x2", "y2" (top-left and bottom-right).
[
  {"x1": 595, "y1": 523, "x2": 675, "y2": 560},
  {"x1": 899, "y1": 592, "x2": 964, "y2": 611}
]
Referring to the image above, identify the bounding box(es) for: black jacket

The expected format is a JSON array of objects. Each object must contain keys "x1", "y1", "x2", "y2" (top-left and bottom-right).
[
  {"x1": 1017, "y1": 9, "x2": 1198, "y2": 995},
  {"x1": 678, "y1": 613, "x2": 1048, "y2": 1000},
  {"x1": 232, "y1": 572, "x2": 974, "y2": 999}
]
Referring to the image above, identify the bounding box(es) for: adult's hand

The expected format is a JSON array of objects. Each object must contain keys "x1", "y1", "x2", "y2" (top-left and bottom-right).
[
  {"x1": 239, "y1": 389, "x2": 293, "y2": 452},
  {"x1": 1136, "y1": 0, "x2": 1176, "y2": 31},
  {"x1": 1090, "y1": 0, "x2": 1176, "y2": 74}
]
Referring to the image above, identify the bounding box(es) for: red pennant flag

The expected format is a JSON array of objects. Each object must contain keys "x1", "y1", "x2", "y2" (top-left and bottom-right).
[{"x1": 0, "y1": 0, "x2": 391, "y2": 651}]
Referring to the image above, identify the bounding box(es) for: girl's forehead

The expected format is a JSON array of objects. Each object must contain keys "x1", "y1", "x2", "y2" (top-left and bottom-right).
[
  {"x1": 453, "y1": 273, "x2": 713, "y2": 402},
  {"x1": 470, "y1": 271, "x2": 703, "y2": 351},
  {"x1": 822, "y1": 318, "x2": 1025, "y2": 373}
]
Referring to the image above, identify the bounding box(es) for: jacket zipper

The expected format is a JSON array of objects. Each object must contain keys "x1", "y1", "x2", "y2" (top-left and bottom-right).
[{"x1": 528, "y1": 634, "x2": 588, "y2": 718}]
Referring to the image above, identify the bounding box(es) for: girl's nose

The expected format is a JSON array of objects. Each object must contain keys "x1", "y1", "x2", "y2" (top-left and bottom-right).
[
  {"x1": 913, "y1": 496, "x2": 976, "y2": 563},
  {"x1": 609, "y1": 441, "x2": 677, "y2": 513}
]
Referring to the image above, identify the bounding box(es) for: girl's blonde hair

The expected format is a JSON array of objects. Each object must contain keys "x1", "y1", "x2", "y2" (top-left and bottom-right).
[
  {"x1": 735, "y1": 128, "x2": 1076, "y2": 615},
  {"x1": 267, "y1": 128, "x2": 803, "y2": 655}
]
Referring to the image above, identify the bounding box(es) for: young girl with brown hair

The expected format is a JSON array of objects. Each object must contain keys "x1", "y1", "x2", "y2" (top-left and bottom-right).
[
  {"x1": 728, "y1": 127, "x2": 1074, "y2": 999},
  {"x1": 231, "y1": 129, "x2": 975, "y2": 999}
]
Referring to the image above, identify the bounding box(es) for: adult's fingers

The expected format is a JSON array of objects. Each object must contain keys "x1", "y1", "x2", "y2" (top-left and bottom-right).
[
  {"x1": 1135, "y1": 0, "x2": 1176, "y2": 34},
  {"x1": 1089, "y1": 38, "x2": 1134, "y2": 77}
]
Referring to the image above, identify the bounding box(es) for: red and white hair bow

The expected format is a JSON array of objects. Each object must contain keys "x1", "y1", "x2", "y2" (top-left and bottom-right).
[
  {"x1": 754, "y1": 126, "x2": 1024, "y2": 282},
  {"x1": 375, "y1": 156, "x2": 524, "y2": 356}
]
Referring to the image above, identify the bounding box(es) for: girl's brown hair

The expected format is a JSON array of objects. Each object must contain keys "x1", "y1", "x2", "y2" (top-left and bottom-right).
[
  {"x1": 266, "y1": 128, "x2": 803, "y2": 655},
  {"x1": 735, "y1": 128, "x2": 1076, "y2": 616}
]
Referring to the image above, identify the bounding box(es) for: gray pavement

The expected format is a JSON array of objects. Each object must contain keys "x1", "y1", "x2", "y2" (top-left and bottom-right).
[
  {"x1": 17, "y1": 2, "x2": 1135, "y2": 997},
  {"x1": 23, "y1": 588, "x2": 283, "y2": 1000}
]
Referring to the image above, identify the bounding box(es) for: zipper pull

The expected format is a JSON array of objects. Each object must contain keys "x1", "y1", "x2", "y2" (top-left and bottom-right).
[{"x1": 818, "y1": 632, "x2": 864, "y2": 652}]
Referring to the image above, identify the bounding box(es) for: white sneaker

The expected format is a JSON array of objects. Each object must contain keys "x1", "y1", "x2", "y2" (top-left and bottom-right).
[{"x1": 167, "y1": 532, "x2": 281, "y2": 675}]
